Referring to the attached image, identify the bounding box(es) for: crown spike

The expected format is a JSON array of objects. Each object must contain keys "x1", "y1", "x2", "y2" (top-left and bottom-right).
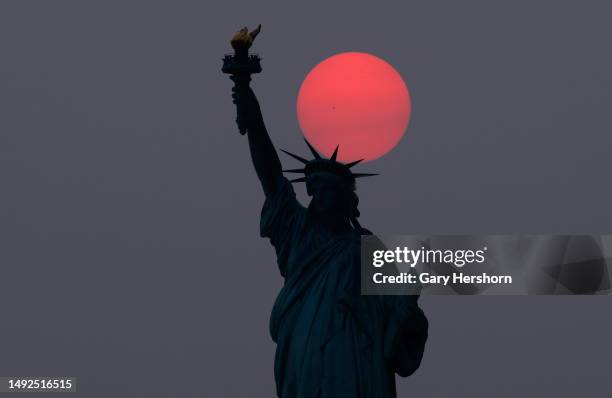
[
  {"x1": 289, "y1": 177, "x2": 307, "y2": 183},
  {"x1": 304, "y1": 138, "x2": 321, "y2": 159},
  {"x1": 330, "y1": 145, "x2": 339, "y2": 161},
  {"x1": 353, "y1": 173, "x2": 379, "y2": 178},
  {"x1": 283, "y1": 168, "x2": 306, "y2": 174},
  {"x1": 280, "y1": 149, "x2": 309, "y2": 164},
  {"x1": 345, "y1": 159, "x2": 364, "y2": 168}
]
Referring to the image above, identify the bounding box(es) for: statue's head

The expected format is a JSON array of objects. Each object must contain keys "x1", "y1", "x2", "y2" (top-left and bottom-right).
[
  {"x1": 282, "y1": 140, "x2": 377, "y2": 222},
  {"x1": 306, "y1": 171, "x2": 357, "y2": 218}
]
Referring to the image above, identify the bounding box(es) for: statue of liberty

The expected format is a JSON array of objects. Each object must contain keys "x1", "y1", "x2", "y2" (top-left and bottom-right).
[{"x1": 225, "y1": 26, "x2": 428, "y2": 398}]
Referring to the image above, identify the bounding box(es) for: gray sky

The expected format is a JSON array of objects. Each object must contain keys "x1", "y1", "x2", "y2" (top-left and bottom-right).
[{"x1": 0, "y1": 1, "x2": 611, "y2": 397}]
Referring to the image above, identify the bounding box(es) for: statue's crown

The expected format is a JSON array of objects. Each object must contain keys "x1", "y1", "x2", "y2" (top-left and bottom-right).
[{"x1": 281, "y1": 139, "x2": 378, "y2": 188}]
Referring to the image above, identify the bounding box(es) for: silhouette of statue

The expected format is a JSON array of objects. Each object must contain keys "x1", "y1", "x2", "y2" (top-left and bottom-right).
[{"x1": 226, "y1": 26, "x2": 428, "y2": 398}]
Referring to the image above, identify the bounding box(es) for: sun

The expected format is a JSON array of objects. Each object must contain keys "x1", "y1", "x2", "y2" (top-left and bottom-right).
[{"x1": 297, "y1": 52, "x2": 411, "y2": 163}]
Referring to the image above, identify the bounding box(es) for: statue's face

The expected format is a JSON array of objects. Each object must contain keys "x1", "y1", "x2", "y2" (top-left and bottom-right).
[{"x1": 307, "y1": 174, "x2": 353, "y2": 217}]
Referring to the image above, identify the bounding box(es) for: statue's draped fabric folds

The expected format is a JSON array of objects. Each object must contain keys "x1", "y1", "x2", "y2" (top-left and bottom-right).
[{"x1": 261, "y1": 176, "x2": 428, "y2": 398}]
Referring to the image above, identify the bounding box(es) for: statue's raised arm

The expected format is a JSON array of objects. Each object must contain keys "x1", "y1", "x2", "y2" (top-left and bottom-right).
[
  {"x1": 223, "y1": 25, "x2": 282, "y2": 197},
  {"x1": 236, "y1": 86, "x2": 282, "y2": 197}
]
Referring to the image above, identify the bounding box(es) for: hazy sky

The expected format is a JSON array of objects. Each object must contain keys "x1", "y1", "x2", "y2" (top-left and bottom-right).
[{"x1": 1, "y1": 1, "x2": 611, "y2": 397}]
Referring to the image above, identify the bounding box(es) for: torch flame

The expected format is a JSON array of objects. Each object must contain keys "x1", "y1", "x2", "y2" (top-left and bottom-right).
[{"x1": 230, "y1": 24, "x2": 261, "y2": 51}]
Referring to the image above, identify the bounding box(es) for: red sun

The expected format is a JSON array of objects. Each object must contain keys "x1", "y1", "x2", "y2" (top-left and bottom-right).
[{"x1": 297, "y1": 52, "x2": 411, "y2": 163}]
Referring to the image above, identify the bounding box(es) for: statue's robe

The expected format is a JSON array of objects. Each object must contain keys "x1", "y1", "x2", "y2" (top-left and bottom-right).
[{"x1": 261, "y1": 176, "x2": 428, "y2": 398}]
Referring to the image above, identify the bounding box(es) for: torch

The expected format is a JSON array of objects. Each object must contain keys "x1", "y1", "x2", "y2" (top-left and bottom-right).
[{"x1": 222, "y1": 24, "x2": 262, "y2": 135}]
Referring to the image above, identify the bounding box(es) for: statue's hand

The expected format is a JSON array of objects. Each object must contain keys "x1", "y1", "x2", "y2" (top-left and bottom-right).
[{"x1": 231, "y1": 84, "x2": 263, "y2": 131}]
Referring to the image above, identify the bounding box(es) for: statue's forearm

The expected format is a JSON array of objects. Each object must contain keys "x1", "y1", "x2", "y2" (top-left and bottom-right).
[{"x1": 247, "y1": 117, "x2": 282, "y2": 197}]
